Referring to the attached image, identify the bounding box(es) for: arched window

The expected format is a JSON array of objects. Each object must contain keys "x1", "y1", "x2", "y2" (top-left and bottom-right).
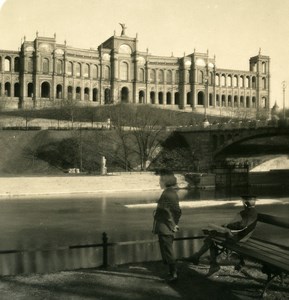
[
  {"x1": 197, "y1": 91, "x2": 204, "y2": 105},
  {"x1": 139, "y1": 90, "x2": 145, "y2": 103},
  {"x1": 84, "y1": 87, "x2": 89, "y2": 100},
  {"x1": 240, "y1": 76, "x2": 244, "y2": 88},
  {"x1": 150, "y1": 91, "x2": 155, "y2": 104},
  {"x1": 186, "y1": 70, "x2": 190, "y2": 83},
  {"x1": 240, "y1": 96, "x2": 244, "y2": 107},
  {"x1": 215, "y1": 74, "x2": 220, "y2": 86},
  {"x1": 158, "y1": 70, "x2": 164, "y2": 83},
  {"x1": 75, "y1": 63, "x2": 81, "y2": 77},
  {"x1": 41, "y1": 81, "x2": 50, "y2": 98},
  {"x1": 216, "y1": 94, "x2": 220, "y2": 106},
  {"x1": 120, "y1": 62, "x2": 129, "y2": 80},
  {"x1": 209, "y1": 72, "x2": 213, "y2": 85},
  {"x1": 27, "y1": 83, "x2": 33, "y2": 97},
  {"x1": 209, "y1": 93, "x2": 213, "y2": 106},
  {"x1": 56, "y1": 84, "x2": 62, "y2": 99},
  {"x1": 56, "y1": 60, "x2": 63, "y2": 74},
  {"x1": 67, "y1": 86, "x2": 73, "y2": 100},
  {"x1": 14, "y1": 57, "x2": 20, "y2": 72},
  {"x1": 119, "y1": 44, "x2": 132, "y2": 54},
  {"x1": 104, "y1": 88, "x2": 110, "y2": 104},
  {"x1": 221, "y1": 74, "x2": 226, "y2": 86},
  {"x1": 262, "y1": 62, "x2": 266, "y2": 73},
  {"x1": 234, "y1": 95, "x2": 238, "y2": 107},
  {"x1": 262, "y1": 97, "x2": 266, "y2": 108},
  {"x1": 158, "y1": 92, "x2": 163, "y2": 104},
  {"x1": 262, "y1": 78, "x2": 266, "y2": 89},
  {"x1": 67, "y1": 61, "x2": 73, "y2": 76},
  {"x1": 4, "y1": 82, "x2": 11, "y2": 96},
  {"x1": 175, "y1": 70, "x2": 179, "y2": 83},
  {"x1": 92, "y1": 65, "x2": 98, "y2": 79},
  {"x1": 246, "y1": 96, "x2": 250, "y2": 108},
  {"x1": 198, "y1": 70, "x2": 203, "y2": 83},
  {"x1": 28, "y1": 57, "x2": 33, "y2": 72},
  {"x1": 121, "y1": 87, "x2": 129, "y2": 103},
  {"x1": 187, "y1": 92, "x2": 192, "y2": 105},
  {"x1": 227, "y1": 75, "x2": 232, "y2": 87},
  {"x1": 252, "y1": 97, "x2": 256, "y2": 108},
  {"x1": 139, "y1": 68, "x2": 145, "y2": 82},
  {"x1": 167, "y1": 70, "x2": 172, "y2": 84},
  {"x1": 42, "y1": 58, "x2": 49, "y2": 73},
  {"x1": 5, "y1": 82, "x2": 11, "y2": 96},
  {"x1": 167, "y1": 92, "x2": 172, "y2": 104},
  {"x1": 221, "y1": 95, "x2": 226, "y2": 106},
  {"x1": 104, "y1": 66, "x2": 110, "y2": 80},
  {"x1": 245, "y1": 76, "x2": 250, "y2": 88},
  {"x1": 150, "y1": 69, "x2": 156, "y2": 83},
  {"x1": 83, "y1": 64, "x2": 89, "y2": 78},
  {"x1": 174, "y1": 92, "x2": 180, "y2": 105},
  {"x1": 233, "y1": 75, "x2": 238, "y2": 87},
  {"x1": 252, "y1": 77, "x2": 256, "y2": 89},
  {"x1": 76, "y1": 87, "x2": 81, "y2": 100},
  {"x1": 228, "y1": 95, "x2": 232, "y2": 107},
  {"x1": 93, "y1": 88, "x2": 98, "y2": 102},
  {"x1": 4, "y1": 57, "x2": 11, "y2": 71},
  {"x1": 14, "y1": 83, "x2": 20, "y2": 97}
]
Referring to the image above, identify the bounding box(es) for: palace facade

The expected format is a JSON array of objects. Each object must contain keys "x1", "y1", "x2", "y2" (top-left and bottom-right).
[{"x1": 0, "y1": 27, "x2": 270, "y2": 117}]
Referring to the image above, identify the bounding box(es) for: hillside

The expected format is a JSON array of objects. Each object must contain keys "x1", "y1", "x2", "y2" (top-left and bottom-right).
[
  {"x1": 0, "y1": 131, "x2": 63, "y2": 175},
  {"x1": 0, "y1": 129, "x2": 164, "y2": 175}
]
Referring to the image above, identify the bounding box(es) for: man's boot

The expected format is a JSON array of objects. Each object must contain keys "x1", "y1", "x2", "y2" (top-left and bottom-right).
[
  {"x1": 185, "y1": 237, "x2": 212, "y2": 265},
  {"x1": 166, "y1": 263, "x2": 178, "y2": 282}
]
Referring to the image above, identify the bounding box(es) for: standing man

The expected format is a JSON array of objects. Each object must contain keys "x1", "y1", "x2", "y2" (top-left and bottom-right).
[{"x1": 153, "y1": 169, "x2": 182, "y2": 282}]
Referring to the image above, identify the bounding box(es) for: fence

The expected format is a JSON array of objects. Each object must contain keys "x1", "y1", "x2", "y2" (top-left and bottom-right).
[{"x1": 0, "y1": 232, "x2": 205, "y2": 275}]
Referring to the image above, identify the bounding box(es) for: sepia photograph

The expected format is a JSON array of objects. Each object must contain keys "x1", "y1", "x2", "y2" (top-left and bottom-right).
[{"x1": 0, "y1": 0, "x2": 288, "y2": 299}]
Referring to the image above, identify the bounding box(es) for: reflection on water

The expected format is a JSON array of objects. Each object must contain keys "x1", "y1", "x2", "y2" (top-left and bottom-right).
[{"x1": 0, "y1": 187, "x2": 288, "y2": 275}]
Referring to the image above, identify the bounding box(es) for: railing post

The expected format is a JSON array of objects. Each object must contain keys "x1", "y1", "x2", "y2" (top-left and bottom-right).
[{"x1": 102, "y1": 232, "x2": 108, "y2": 268}]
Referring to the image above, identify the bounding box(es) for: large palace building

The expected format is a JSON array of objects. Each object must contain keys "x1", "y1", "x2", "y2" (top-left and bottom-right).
[{"x1": 0, "y1": 26, "x2": 270, "y2": 117}]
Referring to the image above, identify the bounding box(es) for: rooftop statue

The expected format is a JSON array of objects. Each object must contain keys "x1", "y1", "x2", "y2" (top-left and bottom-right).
[{"x1": 119, "y1": 23, "x2": 127, "y2": 36}]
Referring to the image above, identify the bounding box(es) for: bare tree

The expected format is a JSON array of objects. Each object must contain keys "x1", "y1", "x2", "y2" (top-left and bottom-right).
[
  {"x1": 104, "y1": 104, "x2": 135, "y2": 170},
  {"x1": 130, "y1": 106, "x2": 166, "y2": 170},
  {"x1": 108, "y1": 104, "x2": 168, "y2": 171},
  {"x1": 61, "y1": 97, "x2": 79, "y2": 128}
]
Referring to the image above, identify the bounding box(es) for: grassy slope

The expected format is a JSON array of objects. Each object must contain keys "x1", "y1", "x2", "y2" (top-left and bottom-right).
[{"x1": 0, "y1": 131, "x2": 63, "y2": 175}]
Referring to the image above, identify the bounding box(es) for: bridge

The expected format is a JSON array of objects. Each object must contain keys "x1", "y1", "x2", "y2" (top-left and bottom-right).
[{"x1": 175, "y1": 122, "x2": 289, "y2": 171}]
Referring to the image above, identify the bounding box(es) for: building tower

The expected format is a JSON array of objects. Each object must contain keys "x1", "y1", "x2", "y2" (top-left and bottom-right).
[{"x1": 249, "y1": 49, "x2": 270, "y2": 117}]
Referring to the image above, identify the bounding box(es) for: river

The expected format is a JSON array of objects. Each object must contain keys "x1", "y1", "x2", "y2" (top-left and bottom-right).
[{"x1": 0, "y1": 189, "x2": 288, "y2": 275}]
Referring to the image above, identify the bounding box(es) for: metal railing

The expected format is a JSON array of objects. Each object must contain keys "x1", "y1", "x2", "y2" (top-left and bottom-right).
[{"x1": 0, "y1": 232, "x2": 205, "y2": 268}]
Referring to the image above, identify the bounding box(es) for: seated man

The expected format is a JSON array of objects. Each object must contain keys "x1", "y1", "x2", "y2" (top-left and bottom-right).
[{"x1": 186, "y1": 196, "x2": 258, "y2": 276}]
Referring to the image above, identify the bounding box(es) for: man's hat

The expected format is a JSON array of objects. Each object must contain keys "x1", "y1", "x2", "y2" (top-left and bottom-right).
[{"x1": 241, "y1": 195, "x2": 256, "y2": 206}]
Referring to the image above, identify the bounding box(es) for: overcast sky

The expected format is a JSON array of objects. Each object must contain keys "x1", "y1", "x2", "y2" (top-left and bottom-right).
[{"x1": 0, "y1": 0, "x2": 288, "y2": 108}]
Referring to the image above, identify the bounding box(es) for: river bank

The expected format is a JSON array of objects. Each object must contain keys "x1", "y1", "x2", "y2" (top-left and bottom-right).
[{"x1": 0, "y1": 172, "x2": 189, "y2": 198}]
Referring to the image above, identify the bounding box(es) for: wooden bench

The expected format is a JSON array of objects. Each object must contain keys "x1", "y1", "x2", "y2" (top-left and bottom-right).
[{"x1": 212, "y1": 213, "x2": 289, "y2": 297}]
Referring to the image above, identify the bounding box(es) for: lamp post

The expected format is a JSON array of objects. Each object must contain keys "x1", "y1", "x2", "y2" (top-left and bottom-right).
[
  {"x1": 282, "y1": 81, "x2": 287, "y2": 120},
  {"x1": 203, "y1": 75, "x2": 210, "y2": 128}
]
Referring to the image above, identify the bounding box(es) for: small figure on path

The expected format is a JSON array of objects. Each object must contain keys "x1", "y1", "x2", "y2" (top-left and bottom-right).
[
  {"x1": 152, "y1": 169, "x2": 182, "y2": 282},
  {"x1": 185, "y1": 195, "x2": 258, "y2": 277},
  {"x1": 101, "y1": 156, "x2": 107, "y2": 175}
]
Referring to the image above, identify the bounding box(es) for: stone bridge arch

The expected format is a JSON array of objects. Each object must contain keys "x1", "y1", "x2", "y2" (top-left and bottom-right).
[
  {"x1": 176, "y1": 126, "x2": 289, "y2": 172},
  {"x1": 212, "y1": 127, "x2": 289, "y2": 157}
]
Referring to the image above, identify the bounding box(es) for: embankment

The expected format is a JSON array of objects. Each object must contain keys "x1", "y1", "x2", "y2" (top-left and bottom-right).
[{"x1": 0, "y1": 173, "x2": 189, "y2": 197}]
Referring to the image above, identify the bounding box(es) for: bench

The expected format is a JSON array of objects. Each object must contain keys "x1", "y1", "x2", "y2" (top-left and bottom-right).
[{"x1": 211, "y1": 213, "x2": 289, "y2": 297}]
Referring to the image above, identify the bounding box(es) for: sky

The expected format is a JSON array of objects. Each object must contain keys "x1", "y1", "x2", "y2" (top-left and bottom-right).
[{"x1": 0, "y1": 0, "x2": 288, "y2": 108}]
